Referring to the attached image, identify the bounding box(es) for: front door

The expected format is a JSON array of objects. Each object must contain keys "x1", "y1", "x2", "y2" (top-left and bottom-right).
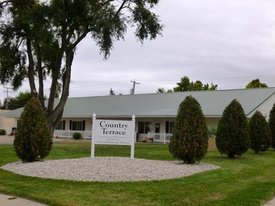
[{"x1": 155, "y1": 123, "x2": 160, "y2": 140}]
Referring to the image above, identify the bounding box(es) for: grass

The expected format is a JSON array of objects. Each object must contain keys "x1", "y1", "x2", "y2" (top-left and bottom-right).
[{"x1": 0, "y1": 140, "x2": 275, "y2": 206}]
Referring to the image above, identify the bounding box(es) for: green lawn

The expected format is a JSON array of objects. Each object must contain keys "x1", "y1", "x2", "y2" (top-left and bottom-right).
[{"x1": 0, "y1": 141, "x2": 275, "y2": 206}]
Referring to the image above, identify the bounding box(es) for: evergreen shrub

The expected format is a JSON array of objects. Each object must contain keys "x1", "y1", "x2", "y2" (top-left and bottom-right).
[
  {"x1": 73, "y1": 132, "x2": 82, "y2": 140},
  {"x1": 269, "y1": 103, "x2": 275, "y2": 149},
  {"x1": 249, "y1": 111, "x2": 271, "y2": 153},
  {"x1": 14, "y1": 97, "x2": 52, "y2": 162},
  {"x1": 169, "y1": 96, "x2": 208, "y2": 164},
  {"x1": 216, "y1": 99, "x2": 250, "y2": 158},
  {"x1": 0, "y1": 129, "x2": 6, "y2": 135}
]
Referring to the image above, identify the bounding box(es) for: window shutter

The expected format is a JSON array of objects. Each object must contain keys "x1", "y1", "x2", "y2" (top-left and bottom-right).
[
  {"x1": 63, "y1": 121, "x2": 66, "y2": 130},
  {"x1": 83, "y1": 120, "x2": 86, "y2": 131}
]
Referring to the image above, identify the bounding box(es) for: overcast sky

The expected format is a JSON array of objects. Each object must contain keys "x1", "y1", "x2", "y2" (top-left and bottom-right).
[{"x1": 1, "y1": 0, "x2": 275, "y2": 99}]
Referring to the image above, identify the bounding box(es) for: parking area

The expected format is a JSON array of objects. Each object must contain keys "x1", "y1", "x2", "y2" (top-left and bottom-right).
[{"x1": 0, "y1": 135, "x2": 14, "y2": 144}]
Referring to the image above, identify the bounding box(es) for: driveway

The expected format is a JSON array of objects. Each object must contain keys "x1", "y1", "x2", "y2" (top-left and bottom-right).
[
  {"x1": 0, "y1": 135, "x2": 14, "y2": 144},
  {"x1": 0, "y1": 135, "x2": 67, "y2": 145}
]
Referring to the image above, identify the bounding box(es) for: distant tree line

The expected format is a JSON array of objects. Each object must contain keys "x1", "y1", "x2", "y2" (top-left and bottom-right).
[
  {"x1": 157, "y1": 77, "x2": 268, "y2": 93},
  {"x1": 1, "y1": 91, "x2": 32, "y2": 110},
  {"x1": 157, "y1": 76, "x2": 218, "y2": 93}
]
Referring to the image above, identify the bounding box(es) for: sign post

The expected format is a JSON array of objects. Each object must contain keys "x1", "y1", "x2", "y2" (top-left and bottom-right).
[{"x1": 91, "y1": 114, "x2": 135, "y2": 159}]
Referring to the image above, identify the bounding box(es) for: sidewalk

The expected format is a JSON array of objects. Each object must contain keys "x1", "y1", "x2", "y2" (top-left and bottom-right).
[
  {"x1": 0, "y1": 194, "x2": 47, "y2": 206},
  {"x1": 264, "y1": 198, "x2": 275, "y2": 206}
]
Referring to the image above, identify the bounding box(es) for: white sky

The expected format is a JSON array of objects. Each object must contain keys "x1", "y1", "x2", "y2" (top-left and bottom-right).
[{"x1": 1, "y1": 0, "x2": 275, "y2": 99}]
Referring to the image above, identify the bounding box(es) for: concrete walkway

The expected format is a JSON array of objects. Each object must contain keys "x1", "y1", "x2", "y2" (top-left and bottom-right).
[
  {"x1": 0, "y1": 194, "x2": 47, "y2": 206},
  {"x1": 264, "y1": 198, "x2": 275, "y2": 206}
]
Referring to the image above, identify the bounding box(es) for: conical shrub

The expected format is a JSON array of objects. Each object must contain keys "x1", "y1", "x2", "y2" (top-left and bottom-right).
[
  {"x1": 269, "y1": 103, "x2": 275, "y2": 150},
  {"x1": 216, "y1": 99, "x2": 250, "y2": 158},
  {"x1": 249, "y1": 111, "x2": 271, "y2": 153},
  {"x1": 14, "y1": 97, "x2": 52, "y2": 162},
  {"x1": 169, "y1": 96, "x2": 208, "y2": 164}
]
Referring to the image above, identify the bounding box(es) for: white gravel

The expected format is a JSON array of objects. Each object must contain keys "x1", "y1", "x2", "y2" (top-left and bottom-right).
[{"x1": 1, "y1": 157, "x2": 219, "y2": 182}]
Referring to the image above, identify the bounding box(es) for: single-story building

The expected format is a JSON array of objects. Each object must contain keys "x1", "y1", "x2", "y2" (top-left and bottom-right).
[
  {"x1": 0, "y1": 110, "x2": 17, "y2": 135},
  {"x1": 3, "y1": 87, "x2": 275, "y2": 142}
]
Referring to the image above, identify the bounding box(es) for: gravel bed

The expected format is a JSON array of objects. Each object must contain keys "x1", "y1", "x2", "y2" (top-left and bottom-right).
[{"x1": 1, "y1": 157, "x2": 219, "y2": 182}]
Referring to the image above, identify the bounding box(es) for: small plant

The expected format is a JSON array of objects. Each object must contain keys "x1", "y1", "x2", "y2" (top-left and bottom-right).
[
  {"x1": 249, "y1": 111, "x2": 271, "y2": 153},
  {"x1": 0, "y1": 129, "x2": 6, "y2": 135},
  {"x1": 73, "y1": 132, "x2": 82, "y2": 140},
  {"x1": 169, "y1": 96, "x2": 208, "y2": 164},
  {"x1": 216, "y1": 99, "x2": 250, "y2": 158}
]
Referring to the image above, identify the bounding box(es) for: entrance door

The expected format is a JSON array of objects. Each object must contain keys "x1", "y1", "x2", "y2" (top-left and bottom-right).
[{"x1": 155, "y1": 123, "x2": 160, "y2": 140}]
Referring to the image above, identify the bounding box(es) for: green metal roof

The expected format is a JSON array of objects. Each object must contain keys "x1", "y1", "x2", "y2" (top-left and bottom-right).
[{"x1": 5, "y1": 88, "x2": 275, "y2": 119}]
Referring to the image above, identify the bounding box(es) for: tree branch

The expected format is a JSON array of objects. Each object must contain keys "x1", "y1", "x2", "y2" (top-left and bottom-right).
[
  {"x1": 26, "y1": 38, "x2": 37, "y2": 96},
  {"x1": 35, "y1": 41, "x2": 45, "y2": 109}
]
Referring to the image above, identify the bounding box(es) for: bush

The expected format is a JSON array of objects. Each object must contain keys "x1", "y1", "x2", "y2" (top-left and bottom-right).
[
  {"x1": 14, "y1": 97, "x2": 52, "y2": 162},
  {"x1": 0, "y1": 129, "x2": 6, "y2": 135},
  {"x1": 73, "y1": 132, "x2": 82, "y2": 140},
  {"x1": 169, "y1": 96, "x2": 208, "y2": 164},
  {"x1": 249, "y1": 111, "x2": 271, "y2": 153},
  {"x1": 208, "y1": 127, "x2": 217, "y2": 138},
  {"x1": 216, "y1": 99, "x2": 250, "y2": 158},
  {"x1": 269, "y1": 103, "x2": 275, "y2": 149}
]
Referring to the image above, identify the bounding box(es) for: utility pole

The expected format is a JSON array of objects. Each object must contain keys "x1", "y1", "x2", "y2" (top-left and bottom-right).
[
  {"x1": 130, "y1": 80, "x2": 140, "y2": 95},
  {"x1": 3, "y1": 87, "x2": 12, "y2": 110}
]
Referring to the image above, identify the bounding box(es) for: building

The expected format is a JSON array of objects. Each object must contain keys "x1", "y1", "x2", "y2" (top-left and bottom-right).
[
  {"x1": 0, "y1": 110, "x2": 17, "y2": 135},
  {"x1": 4, "y1": 88, "x2": 275, "y2": 142}
]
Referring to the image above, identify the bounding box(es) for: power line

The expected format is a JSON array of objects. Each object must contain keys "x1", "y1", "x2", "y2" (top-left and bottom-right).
[
  {"x1": 130, "y1": 80, "x2": 140, "y2": 95},
  {"x1": 3, "y1": 87, "x2": 13, "y2": 110}
]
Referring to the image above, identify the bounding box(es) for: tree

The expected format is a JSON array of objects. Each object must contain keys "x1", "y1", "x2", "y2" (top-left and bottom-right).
[
  {"x1": 1, "y1": 91, "x2": 32, "y2": 110},
  {"x1": 156, "y1": 88, "x2": 172, "y2": 93},
  {"x1": 249, "y1": 111, "x2": 271, "y2": 153},
  {"x1": 0, "y1": 0, "x2": 163, "y2": 133},
  {"x1": 269, "y1": 104, "x2": 275, "y2": 149},
  {"x1": 14, "y1": 97, "x2": 52, "y2": 162},
  {"x1": 246, "y1": 79, "x2": 268, "y2": 88},
  {"x1": 173, "y1": 76, "x2": 191, "y2": 92},
  {"x1": 173, "y1": 76, "x2": 217, "y2": 92},
  {"x1": 169, "y1": 96, "x2": 208, "y2": 164},
  {"x1": 216, "y1": 99, "x2": 250, "y2": 158}
]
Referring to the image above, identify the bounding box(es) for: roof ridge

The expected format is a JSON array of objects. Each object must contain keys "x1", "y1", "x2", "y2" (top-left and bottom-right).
[{"x1": 68, "y1": 87, "x2": 275, "y2": 98}]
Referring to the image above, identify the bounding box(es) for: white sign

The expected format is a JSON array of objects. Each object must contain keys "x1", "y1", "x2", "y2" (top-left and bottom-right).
[{"x1": 91, "y1": 114, "x2": 135, "y2": 159}]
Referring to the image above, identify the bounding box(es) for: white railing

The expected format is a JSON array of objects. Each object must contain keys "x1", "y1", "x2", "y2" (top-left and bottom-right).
[
  {"x1": 146, "y1": 132, "x2": 172, "y2": 144},
  {"x1": 53, "y1": 130, "x2": 92, "y2": 139}
]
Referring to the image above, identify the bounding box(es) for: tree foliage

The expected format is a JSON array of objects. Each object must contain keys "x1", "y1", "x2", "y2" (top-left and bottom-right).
[
  {"x1": 249, "y1": 111, "x2": 271, "y2": 153},
  {"x1": 14, "y1": 97, "x2": 52, "y2": 162},
  {"x1": 156, "y1": 76, "x2": 218, "y2": 93},
  {"x1": 169, "y1": 96, "x2": 208, "y2": 164},
  {"x1": 156, "y1": 88, "x2": 172, "y2": 93},
  {"x1": 216, "y1": 99, "x2": 250, "y2": 158},
  {"x1": 269, "y1": 103, "x2": 275, "y2": 149},
  {"x1": 246, "y1": 79, "x2": 268, "y2": 88},
  {"x1": 173, "y1": 76, "x2": 218, "y2": 92},
  {"x1": 1, "y1": 91, "x2": 32, "y2": 110},
  {"x1": 0, "y1": 0, "x2": 163, "y2": 131}
]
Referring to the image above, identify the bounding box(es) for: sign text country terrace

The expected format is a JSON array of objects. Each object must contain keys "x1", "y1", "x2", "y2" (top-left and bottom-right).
[
  {"x1": 99, "y1": 121, "x2": 128, "y2": 135},
  {"x1": 91, "y1": 114, "x2": 135, "y2": 159}
]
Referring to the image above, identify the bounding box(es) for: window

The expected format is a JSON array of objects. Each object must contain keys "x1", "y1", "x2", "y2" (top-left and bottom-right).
[
  {"x1": 56, "y1": 120, "x2": 65, "y2": 130},
  {"x1": 165, "y1": 121, "x2": 175, "y2": 134},
  {"x1": 70, "y1": 120, "x2": 85, "y2": 131},
  {"x1": 138, "y1": 122, "x2": 150, "y2": 134}
]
